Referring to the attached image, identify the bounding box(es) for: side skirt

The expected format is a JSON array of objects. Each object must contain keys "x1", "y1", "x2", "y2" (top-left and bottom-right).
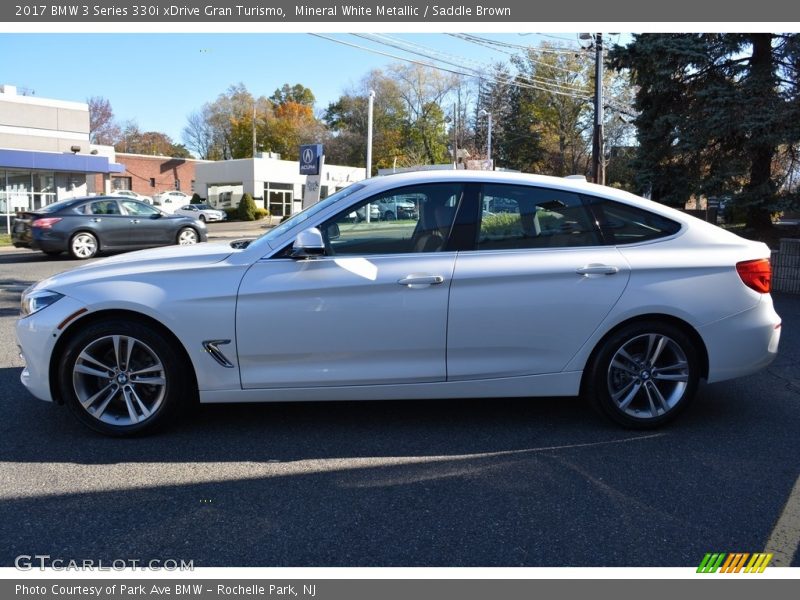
[{"x1": 199, "y1": 371, "x2": 583, "y2": 403}]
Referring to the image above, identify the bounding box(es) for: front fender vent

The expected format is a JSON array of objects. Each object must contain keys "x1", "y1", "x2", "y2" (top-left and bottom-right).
[{"x1": 202, "y1": 340, "x2": 235, "y2": 368}]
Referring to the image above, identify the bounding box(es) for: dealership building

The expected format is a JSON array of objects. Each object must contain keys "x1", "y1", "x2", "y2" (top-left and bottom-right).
[
  {"x1": 194, "y1": 154, "x2": 365, "y2": 218},
  {"x1": 0, "y1": 84, "x2": 123, "y2": 217},
  {"x1": 1, "y1": 84, "x2": 365, "y2": 223}
]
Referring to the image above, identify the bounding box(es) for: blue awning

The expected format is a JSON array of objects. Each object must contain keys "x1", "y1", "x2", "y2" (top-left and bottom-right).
[{"x1": 0, "y1": 149, "x2": 124, "y2": 174}]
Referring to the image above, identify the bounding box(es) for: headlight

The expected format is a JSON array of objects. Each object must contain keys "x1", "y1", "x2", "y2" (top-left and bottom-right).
[{"x1": 20, "y1": 289, "x2": 64, "y2": 317}]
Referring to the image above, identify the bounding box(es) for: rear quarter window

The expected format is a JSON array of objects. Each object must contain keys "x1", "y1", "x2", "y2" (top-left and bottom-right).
[{"x1": 584, "y1": 197, "x2": 682, "y2": 245}]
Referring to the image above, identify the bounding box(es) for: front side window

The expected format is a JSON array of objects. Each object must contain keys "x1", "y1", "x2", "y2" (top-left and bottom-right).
[
  {"x1": 320, "y1": 183, "x2": 464, "y2": 256},
  {"x1": 121, "y1": 200, "x2": 159, "y2": 217},
  {"x1": 477, "y1": 184, "x2": 601, "y2": 251}
]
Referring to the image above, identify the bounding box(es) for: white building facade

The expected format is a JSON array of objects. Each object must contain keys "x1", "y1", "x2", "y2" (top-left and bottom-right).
[
  {"x1": 0, "y1": 84, "x2": 122, "y2": 218},
  {"x1": 194, "y1": 154, "x2": 365, "y2": 218}
]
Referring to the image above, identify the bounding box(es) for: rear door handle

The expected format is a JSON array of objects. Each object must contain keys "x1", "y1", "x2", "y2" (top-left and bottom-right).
[
  {"x1": 91, "y1": 218, "x2": 101, "y2": 223},
  {"x1": 130, "y1": 219, "x2": 140, "y2": 224},
  {"x1": 398, "y1": 275, "x2": 445, "y2": 287},
  {"x1": 576, "y1": 264, "x2": 619, "y2": 275}
]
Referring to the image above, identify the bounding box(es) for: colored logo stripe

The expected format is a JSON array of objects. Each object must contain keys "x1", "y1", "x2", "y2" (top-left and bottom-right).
[{"x1": 697, "y1": 553, "x2": 773, "y2": 573}]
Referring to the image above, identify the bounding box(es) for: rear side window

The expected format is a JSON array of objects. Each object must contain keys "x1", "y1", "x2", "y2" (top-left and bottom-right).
[
  {"x1": 87, "y1": 200, "x2": 121, "y2": 215},
  {"x1": 477, "y1": 184, "x2": 601, "y2": 251},
  {"x1": 584, "y1": 197, "x2": 681, "y2": 245}
]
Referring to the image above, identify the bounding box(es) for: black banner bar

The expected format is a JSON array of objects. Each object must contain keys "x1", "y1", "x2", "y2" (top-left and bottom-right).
[{"x1": 3, "y1": 579, "x2": 798, "y2": 600}]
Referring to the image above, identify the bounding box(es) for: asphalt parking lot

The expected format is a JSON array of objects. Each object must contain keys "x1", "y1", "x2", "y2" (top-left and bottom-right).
[{"x1": 0, "y1": 247, "x2": 798, "y2": 568}]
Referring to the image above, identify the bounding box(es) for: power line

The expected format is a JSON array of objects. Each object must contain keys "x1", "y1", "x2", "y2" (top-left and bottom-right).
[
  {"x1": 310, "y1": 34, "x2": 592, "y2": 100},
  {"x1": 357, "y1": 33, "x2": 591, "y2": 93}
]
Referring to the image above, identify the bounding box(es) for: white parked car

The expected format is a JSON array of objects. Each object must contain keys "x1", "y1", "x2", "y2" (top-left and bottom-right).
[
  {"x1": 109, "y1": 190, "x2": 153, "y2": 204},
  {"x1": 153, "y1": 191, "x2": 192, "y2": 213},
  {"x1": 175, "y1": 204, "x2": 227, "y2": 223},
  {"x1": 16, "y1": 171, "x2": 781, "y2": 436}
]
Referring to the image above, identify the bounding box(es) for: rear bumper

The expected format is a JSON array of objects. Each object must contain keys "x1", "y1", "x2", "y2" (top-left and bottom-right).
[{"x1": 699, "y1": 294, "x2": 781, "y2": 383}]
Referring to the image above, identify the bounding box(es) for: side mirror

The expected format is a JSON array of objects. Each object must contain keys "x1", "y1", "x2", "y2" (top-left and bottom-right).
[{"x1": 290, "y1": 227, "x2": 326, "y2": 259}]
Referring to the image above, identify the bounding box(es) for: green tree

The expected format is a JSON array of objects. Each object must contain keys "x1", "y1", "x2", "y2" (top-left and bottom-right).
[
  {"x1": 237, "y1": 192, "x2": 257, "y2": 221},
  {"x1": 610, "y1": 33, "x2": 800, "y2": 229},
  {"x1": 323, "y1": 69, "x2": 408, "y2": 173}
]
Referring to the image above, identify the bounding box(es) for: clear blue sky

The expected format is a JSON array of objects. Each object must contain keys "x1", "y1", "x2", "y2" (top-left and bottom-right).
[{"x1": 0, "y1": 32, "x2": 606, "y2": 145}]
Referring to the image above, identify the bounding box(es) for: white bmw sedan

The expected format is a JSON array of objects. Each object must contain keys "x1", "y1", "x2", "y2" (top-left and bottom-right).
[{"x1": 16, "y1": 171, "x2": 781, "y2": 436}]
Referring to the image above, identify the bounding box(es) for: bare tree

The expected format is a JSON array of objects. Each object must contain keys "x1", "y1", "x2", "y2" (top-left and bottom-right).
[
  {"x1": 182, "y1": 107, "x2": 216, "y2": 159},
  {"x1": 87, "y1": 96, "x2": 120, "y2": 145}
]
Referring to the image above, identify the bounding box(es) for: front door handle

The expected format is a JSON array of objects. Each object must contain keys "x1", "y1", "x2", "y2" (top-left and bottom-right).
[
  {"x1": 91, "y1": 218, "x2": 101, "y2": 223},
  {"x1": 397, "y1": 275, "x2": 445, "y2": 287},
  {"x1": 130, "y1": 219, "x2": 140, "y2": 224},
  {"x1": 576, "y1": 264, "x2": 619, "y2": 276}
]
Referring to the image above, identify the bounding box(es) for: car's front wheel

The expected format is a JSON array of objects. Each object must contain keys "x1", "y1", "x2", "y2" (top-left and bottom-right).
[
  {"x1": 58, "y1": 318, "x2": 191, "y2": 436},
  {"x1": 199, "y1": 214, "x2": 207, "y2": 223},
  {"x1": 585, "y1": 321, "x2": 700, "y2": 428},
  {"x1": 69, "y1": 232, "x2": 98, "y2": 259},
  {"x1": 177, "y1": 227, "x2": 199, "y2": 245}
]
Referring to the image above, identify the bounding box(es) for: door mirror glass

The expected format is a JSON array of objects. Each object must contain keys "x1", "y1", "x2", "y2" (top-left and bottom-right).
[{"x1": 326, "y1": 222, "x2": 340, "y2": 240}]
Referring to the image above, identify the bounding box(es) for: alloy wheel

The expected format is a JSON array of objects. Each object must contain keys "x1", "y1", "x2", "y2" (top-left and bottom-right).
[
  {"x1": 72, "y1": 335, "x2": 166, "y2": 426},
  {"x1": 606, "y1": 333, "x2": 690, "y2": 419}
]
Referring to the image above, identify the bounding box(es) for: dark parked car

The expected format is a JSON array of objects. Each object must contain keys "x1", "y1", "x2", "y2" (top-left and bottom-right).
[{"x1": 12, "y1": 196, "x2": 208, "y2": 259}]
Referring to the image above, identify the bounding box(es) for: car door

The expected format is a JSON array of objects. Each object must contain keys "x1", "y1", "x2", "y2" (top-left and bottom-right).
[
  {"x1": 120, "y1": 200, "x2": 174, "y2": 246},
  {"x1": 447, "y1": 183, "x2": 631, "y2": 380},
  {"x1": 84, "y1": 199, "x2": 130, "y2": 248},
  {"x1": 236, "y1": 182, "x2": 467, "y2": 389}
]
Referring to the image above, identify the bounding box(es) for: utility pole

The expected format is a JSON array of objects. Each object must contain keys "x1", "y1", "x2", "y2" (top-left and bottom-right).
[
  {"x1": 252, "y1": 102, "x2": 257, "y2": 158},
  {"x1": 453, "y1": 102, "x2": 458, "y2": 169},
  {"x1": 591, "y1": 33, "x2": 605, "y2": 185},
  {"x1": 366, "y1": 90, "x2": 375, "y2": 179}
]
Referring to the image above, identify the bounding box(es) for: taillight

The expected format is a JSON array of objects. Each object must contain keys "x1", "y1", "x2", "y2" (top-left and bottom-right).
[
  {"x1": 31, "y1": 218, "x2": 62, "y2": 229},
  {"x1": 736, "y1": 258, "x2": 771, "y2": 293}
]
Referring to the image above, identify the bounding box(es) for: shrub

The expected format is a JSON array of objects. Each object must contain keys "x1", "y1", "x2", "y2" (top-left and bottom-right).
[
  {"x1": 190, "y1": 193, "x2": 204, "y2": 204},
  {"x1": 254, "y1": 208, "x2": 270, "y2": 220},
  {"x1": 224, "y1": 208, "x2": 238, "y2": 220},
  {"x1": 237, "y1": 193, "x2": 257, "y2": 221}
]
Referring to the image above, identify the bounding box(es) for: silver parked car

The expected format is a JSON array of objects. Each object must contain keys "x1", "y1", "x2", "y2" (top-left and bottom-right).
[{"x1": 174, "y1": 204, "x2": 227, "y2": 223}]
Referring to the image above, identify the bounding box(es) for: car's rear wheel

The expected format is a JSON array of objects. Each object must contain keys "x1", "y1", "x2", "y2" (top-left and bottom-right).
[
  {"x1": 585, "y1": 321, "x2": 699, "y2": 428},
  {"x1": 177, "y1": 227, "x2": 198, "y2": 245},
  {"x1": 384, "y1": 211, "x2": 396, "y2": 221},
  {"x1": 69, "y1": 232, "x2": 98, "y2": 259},
  {"x1": 59, "y1": 319, "x2": 190, "y2": 436}
]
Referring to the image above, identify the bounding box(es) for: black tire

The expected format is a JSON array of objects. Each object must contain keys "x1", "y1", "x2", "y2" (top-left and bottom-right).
[
  {"x1": 384, "y1": 211, "x2": 396, "y2": 221},
  {"x1": 199, "y1": 214, "x2": 207, "y2": 223},
  {"x1": 68, "y1": 231, "x2": 98, "y2": 260},
  {"x1": 58, "y1": 318, "x2": 192, "y2": 436},
  {"x1": 584, "y1": 321, "x2": 700, "y2": 429},
  {"x1": 176, "y1": 227, "x2": 199, "y2": 245}
]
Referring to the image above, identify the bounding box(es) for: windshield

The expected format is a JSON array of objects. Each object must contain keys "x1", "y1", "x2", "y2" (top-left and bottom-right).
[
  {"x1": 195, "y1": 204, "x2": 211, "y2": 210},
  {"x1": 259, "y1": 183, "x2": 366, "y2": 244}
]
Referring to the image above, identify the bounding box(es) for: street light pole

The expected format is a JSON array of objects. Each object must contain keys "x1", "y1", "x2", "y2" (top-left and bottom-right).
[
  {"x1": 591, "y1": 33, "x2": 605, "y2": 185},
  {"x1": 366, "y1": 90, "x2": 375, "y2": 179}
]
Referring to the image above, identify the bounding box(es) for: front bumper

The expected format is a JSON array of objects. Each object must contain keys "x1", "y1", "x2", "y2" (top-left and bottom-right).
[{"x1": 16, "y1": 294, "x2": 87, "y2": 403}]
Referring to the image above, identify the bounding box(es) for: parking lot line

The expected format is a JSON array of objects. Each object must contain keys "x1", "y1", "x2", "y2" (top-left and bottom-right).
[{"x1": 764, "y1": 474, "x2": 800, "y2": 566}]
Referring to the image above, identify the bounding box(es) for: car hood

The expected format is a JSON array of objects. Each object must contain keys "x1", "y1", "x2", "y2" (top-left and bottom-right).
[{"x1": 34, "y1": 241, "x2": 239, "y2": 292}]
